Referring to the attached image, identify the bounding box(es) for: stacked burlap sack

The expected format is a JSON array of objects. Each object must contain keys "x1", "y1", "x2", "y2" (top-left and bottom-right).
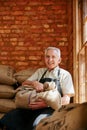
[
  {"x1": 0, "y1": 65, "x2": 17, "y2": 119},
  {"x1": 0, "y1": 65, "x2": 37, "y2": 119}
]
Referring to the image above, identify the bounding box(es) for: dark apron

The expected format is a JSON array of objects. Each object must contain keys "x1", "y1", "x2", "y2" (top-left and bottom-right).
[{"x1": 39, "y1": 69, "x2": 63, "y2": 97}]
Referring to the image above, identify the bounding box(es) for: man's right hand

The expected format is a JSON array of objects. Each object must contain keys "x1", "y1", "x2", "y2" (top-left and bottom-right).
[
  {"x1": 22, "y1": 80, "x2": 44, "y2": 92},
  {"x1": 31, "y1": 81, "x2": 44, "y2": 92}
]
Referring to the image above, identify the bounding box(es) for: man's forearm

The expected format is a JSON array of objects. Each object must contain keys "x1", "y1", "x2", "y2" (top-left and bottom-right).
[
  {"x1": 22, "y1": 80, "x2": 34, "y2": 86},
  {"x1": 22, "y1": 80, "x2": 44, "y2": 92}
]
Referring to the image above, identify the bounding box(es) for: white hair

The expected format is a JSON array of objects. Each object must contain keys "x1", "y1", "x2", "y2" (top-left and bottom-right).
[{"x1": 45, "y1": 47, "x2": 61, "y2": 58}]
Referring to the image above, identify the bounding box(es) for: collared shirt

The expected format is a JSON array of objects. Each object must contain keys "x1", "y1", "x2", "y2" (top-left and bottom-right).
[{"x1": 27, "y1": 66, "x2": 75, "y2": 97}]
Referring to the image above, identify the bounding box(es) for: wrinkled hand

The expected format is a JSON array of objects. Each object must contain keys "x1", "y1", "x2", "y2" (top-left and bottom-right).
[
  {"x1": 61, "y1": 95, "x2": 70, "y2": 105},
  {"x1": 22, "y1": 80, "x2": 44, "y2": 92},
  {"x1": 29, "y1": 98, "x2": 47, "y2": 110},
  {"x1": 32, "y1": 81, "x2": 44, "y2": 92}
]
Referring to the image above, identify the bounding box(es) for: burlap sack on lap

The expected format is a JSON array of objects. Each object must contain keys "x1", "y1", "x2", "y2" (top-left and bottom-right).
[
  {"x1": 0, "y1": 65, "x2": 17, "y2": 85},
  {"x1": 0, "y1": 99, "x2": 16, "y2": 113},
  {"x1": 36, "y1": 103, "x2": 87, "y2": 130},
  {"x1": 15, "y1": 87, "x2": 34, "y2": 109},
  {"x1": 0, "y1": 85, "x2": 16, "y2": 98},
  {"x1": 14, "y1": 68, "x2": 37, "y2": 84},
  {"x1": 15, "y1": 82, "x2": 61, "y2": 110}
]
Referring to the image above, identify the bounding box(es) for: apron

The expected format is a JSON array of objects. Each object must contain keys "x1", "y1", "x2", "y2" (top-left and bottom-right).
[{"x1": 39, "y1": 69, "x2": 63, "y2": 97}]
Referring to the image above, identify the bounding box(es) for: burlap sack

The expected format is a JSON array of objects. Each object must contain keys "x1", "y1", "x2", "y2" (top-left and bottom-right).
[
  {"x1": 15, "y1": 82, "x2": 61, "y2": 110},
  {"x1": 37, "y1": 84, "x2": 61, "y2": 110},
  {"x1": 15, "y1": 87, "x2": 35, "y2": 109},
  {"x1": 0, "y1": 99, "x2": 16, "y2": 113},
  {"x1": 14, "y1": 68, "x2": 37, "y2": 84},
  {"x1": 0, "y1": 85, "x2": 16, "y2": 98},
  {"x1": 0, "y1": 65, "x2": 17, "y2": 85},
  {"x1": 36, "y1": 103, "x2": 87, "y2": 130}
]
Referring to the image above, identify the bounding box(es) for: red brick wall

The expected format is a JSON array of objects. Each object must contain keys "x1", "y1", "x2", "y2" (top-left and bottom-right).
[
  {"x1": 0, "y1": 0, "x2": 73, "y2": 72},
  {"x1": 67, "y1": 0, "x2": 73, "y2": 75}
]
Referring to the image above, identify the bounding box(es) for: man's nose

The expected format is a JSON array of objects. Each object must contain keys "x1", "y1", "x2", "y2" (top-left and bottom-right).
[{"x1": 49, "y1": 57, "x2": 53, "y2": 61}]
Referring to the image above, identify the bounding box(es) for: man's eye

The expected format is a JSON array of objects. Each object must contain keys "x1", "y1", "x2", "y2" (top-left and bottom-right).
[
  {"x1": 46, "y1": 55, "x2": 51, "y2": 57},
  {"x1": 46, "y1": 56, "x2": 50, "y2": 58},
  {"x1": 52, "y1": 56, "x2": 55, "y2": 59}
]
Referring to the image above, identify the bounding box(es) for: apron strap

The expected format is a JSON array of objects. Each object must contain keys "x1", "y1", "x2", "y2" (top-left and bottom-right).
[{"x1": 39, "y1": 69, "x2": 48, "y2": 81}]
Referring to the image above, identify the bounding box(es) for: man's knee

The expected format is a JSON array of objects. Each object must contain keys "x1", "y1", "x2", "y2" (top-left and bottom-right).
[{"x1": 33, "y1": 114, "x2": 49, "y2": 128}]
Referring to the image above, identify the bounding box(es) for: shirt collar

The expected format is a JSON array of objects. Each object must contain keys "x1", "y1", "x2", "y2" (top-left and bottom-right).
[{"x1": 47, "y1": 66, "x2": 59, "y2": 74}]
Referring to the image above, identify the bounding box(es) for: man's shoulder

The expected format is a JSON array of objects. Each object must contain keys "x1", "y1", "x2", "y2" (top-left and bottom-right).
[{"x1": 60, "y1": 68, "x2": 71, "y2": 76}]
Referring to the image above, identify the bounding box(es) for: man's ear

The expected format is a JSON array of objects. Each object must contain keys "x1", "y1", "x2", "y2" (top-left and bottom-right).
[{"x1": 58, "y1": 57, "x2": 61, "y2": 64}]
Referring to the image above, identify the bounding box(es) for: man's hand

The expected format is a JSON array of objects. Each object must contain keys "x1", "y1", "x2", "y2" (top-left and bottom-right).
[
  {"x1": 22, "y1": 80, "x2": 44, "y2": 92},
  {"x1": 29, "y1": 98, "x2": 47, "y2": 110},
  {"x1": 32, "y1": 81, "x2": 44, "y2": 92},
  {"x1": 61, "y1": 95, "x2": 70, "y2": 105}
]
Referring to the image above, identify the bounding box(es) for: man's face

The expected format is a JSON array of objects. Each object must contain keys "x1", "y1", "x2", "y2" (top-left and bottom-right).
[{"x1": 45, "y1": 49, "x2": 61, "y2": 70}]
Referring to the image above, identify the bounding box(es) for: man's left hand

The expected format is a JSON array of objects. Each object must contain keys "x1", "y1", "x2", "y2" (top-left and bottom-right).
[{"x1": 61, "y1": 95, "x2": 70, "y2": 105}]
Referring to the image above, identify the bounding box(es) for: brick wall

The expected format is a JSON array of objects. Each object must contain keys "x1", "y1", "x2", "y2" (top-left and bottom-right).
[
  {"x1": 0, "y1": 0, "x2": 73, "y2": 72},
  {"x1": 67, "y1": 0, "x2": 73, "y2": 75}
]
